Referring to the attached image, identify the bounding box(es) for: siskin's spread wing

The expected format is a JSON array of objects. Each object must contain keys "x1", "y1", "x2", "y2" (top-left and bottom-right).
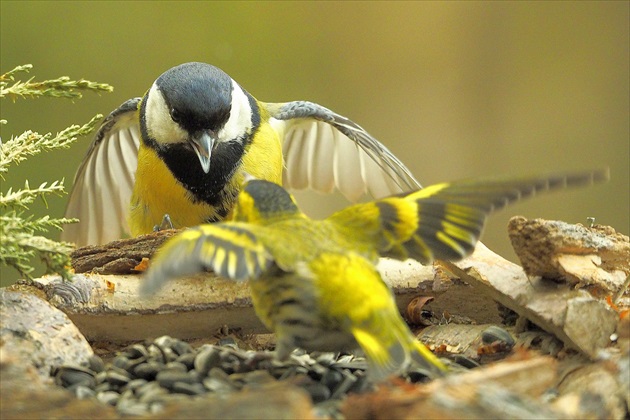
[
  {"x1": 61, "y1": 98, "x2": 141, "y2": 246},
  {"x1": 140, "y1": 223, "x2": 273, "y2": 297},
  {"x1": 267, "y1": 101, "x2": 421, "y2": 202},
  {"x1": 329, "y1": 169, "x2": 609, "y2": 263}
]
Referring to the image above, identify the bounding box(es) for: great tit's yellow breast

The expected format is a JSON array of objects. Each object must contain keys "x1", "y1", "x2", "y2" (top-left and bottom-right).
[
  {"x1": 238, "y1": 111, "x2": 283, "y2": 185},
  {"x1": 130, "y1": 144, "x2": 218, "y2": 235}
]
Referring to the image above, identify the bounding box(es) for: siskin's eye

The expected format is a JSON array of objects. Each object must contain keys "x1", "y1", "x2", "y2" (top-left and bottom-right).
[{"x1": 170, "y1": 108, "x2": 182, "y2": 123}]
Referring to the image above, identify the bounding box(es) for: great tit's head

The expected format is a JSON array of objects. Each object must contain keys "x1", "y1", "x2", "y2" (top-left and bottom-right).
[
  {"x1": 142, "y1": 62, "x2": 255, "y2": 173},
  {"x1": 233, "y1": 179, "x2": 301, "y2": 224}
]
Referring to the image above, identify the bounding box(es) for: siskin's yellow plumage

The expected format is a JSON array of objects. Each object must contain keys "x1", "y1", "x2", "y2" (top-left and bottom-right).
[{"x1": 140, "y1": 169, "x2": 608, "y2": 381}]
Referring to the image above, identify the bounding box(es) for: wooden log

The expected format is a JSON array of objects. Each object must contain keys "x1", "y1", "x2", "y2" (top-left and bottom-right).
[{"x1": 27, "y1": 251, "x2": 505, "y2": 343}]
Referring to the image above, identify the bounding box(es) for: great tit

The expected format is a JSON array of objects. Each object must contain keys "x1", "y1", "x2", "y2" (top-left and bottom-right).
[
  {"x1": 62, "y1": 62, "x2": 420, "y2": 246},
  {"x1": 141, "y1": 169, "x2": 608, "y2": 381}
]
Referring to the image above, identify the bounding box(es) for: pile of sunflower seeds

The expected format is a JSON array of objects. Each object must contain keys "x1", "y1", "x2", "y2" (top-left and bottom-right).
[{"x1": 52, "y1": 335, "x2": 435, "y2": 417}]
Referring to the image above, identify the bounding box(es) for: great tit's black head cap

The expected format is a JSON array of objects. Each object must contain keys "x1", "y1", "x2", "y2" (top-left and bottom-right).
[
  {"x1": 243, "y1": 180, "x2": 300, "y2": 216},
  {"x1": 156, "y1": 62, "x2": 232, "y2": 132}
]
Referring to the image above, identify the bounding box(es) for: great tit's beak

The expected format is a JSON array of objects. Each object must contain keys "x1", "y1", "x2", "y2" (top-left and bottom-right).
[{"x1": 190, "y1": 131, "x2": 215, "y2": 174}]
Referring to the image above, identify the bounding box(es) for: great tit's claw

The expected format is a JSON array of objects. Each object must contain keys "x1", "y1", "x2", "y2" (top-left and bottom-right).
[{"x1": 153, "y1": 214, "x2": 174, "y2": 232}]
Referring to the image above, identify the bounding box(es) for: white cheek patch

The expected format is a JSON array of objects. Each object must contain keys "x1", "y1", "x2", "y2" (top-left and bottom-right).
[
  {"x1": 217, "y1": 80, "x2": 253, "y2": 143},
  {"x1": 145, "y1": 83, "x2": 188, "y2": 144}
]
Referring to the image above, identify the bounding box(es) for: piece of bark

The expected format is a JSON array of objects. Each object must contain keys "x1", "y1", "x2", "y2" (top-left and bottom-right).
[
  {"x1": 342, "y1": 356, "x2": 562, "y2": 419},
  {"x1": 70, "y1": 229, "x2": 179, "y2": 274},
  {"x1": 444, "y1": 243, "x2": 618, "y2": 358},
  {"x1": 508, "y1": 217, "x2": 629, "y2": 294}
]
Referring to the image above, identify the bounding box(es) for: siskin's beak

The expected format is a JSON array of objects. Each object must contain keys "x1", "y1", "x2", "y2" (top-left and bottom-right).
[{"x1": 190, "y1": 131, "x2": 215, "y2": 174}]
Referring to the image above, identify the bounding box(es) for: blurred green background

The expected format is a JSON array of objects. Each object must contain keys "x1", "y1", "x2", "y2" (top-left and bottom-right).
[{"x1": 1, "y1": 1, "x2": 628, "y2": 286}]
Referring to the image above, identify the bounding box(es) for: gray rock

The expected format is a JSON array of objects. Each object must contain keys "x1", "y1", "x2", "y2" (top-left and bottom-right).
[{"x1": 0, "y1": 288, "x2": 93, "y2": 382}]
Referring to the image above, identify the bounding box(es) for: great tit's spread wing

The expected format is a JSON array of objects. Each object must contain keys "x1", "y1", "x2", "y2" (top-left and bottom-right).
[
  {"x1": 61, "y1": 98, "x2": 141, "y2": 246},
  {"x1": 328, "y1": 170, "x2": 609, "y2": 263},
  {"x1": 63, "y1": 97, "x2": 423, "y2": 247},
  {"x1": 140, "y1": 223, "x2": 273, "y2": 297},
  {"x1": 268, "y1": 101, "x2": 421, "y2": 202}
]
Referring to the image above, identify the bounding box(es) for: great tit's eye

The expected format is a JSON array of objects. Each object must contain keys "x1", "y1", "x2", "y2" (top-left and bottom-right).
[{"x1": 170, "y1": 108, "x2": 182, "y2": 123}]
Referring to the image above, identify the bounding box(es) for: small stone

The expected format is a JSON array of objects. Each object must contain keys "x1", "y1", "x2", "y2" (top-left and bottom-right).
[
  {"x1": 105, "y1": 370, "x2": 131, "y2": 386},
  {"x1": 208, "y1": 367, "x2": 232, "y2": 382},
  {"x1": 315, "y1": 353, "x2": 337, "y2": 366},
  {"x1": 481, "y1": 326, "x2": 516, "y2": 347},
  {"x1": 125, "y1": 344, "x2": 149, "y2": 359},
  {"x1": 72, "y1": 384, "x2": 97, "y2": 399},
  {"x1": 329, "y1": 369, "x2": 357, "y2": 399},
  {"x1": 171, "y1": 382, "x2": 206, "y2": 395},
  {"x1": 407, "y1": 368, "x2": 433, "y2": 383},
  {"x1": 53, "y1": 365, "x2": 96, "y2": 388},
  {"x1": 87, "y1": 355, "x2": 105, "y2": 373},
  {"x1": 136, "y1": 382, "x2": 169, "y2": 403},
  {"x1": 94, "y1": 382, "x2": 113, "y2": 393},
  {"x1": 203, "y1": 377, "x2": 238, "y2": 393},
  {"x1": 232, "y1": 370, "x2": 276, "y2": 388},
  {"x1": 194, "y1": 346, "x2": 221, "y2": 376},
  {"x1": 217, "y1": 337, "x2": 239, "y2": 350},
  {"x1": 321, "y1": 369, "x2": 343, "y2": 392},
  {"x1": 164, "y1": 361, "x2": 188, "y2": 373},
  {"x1": 301, "y1": 381, "x2": 331, "y2": 403},
  {"x1": 348, "y1": 370, "x2": 370, "y2": 394},
  {"x1": 95, "y1": 371, "x2": 107, "y2": 384},
  {"x1": 156, "y1": 369, "x2": 198, "y2": 389},
  {"x1": 112, "y1": 356, "x2": 135, "y2": 372},
  {"x1": 176, "y1": 352, "x2": 196, "y2": 370},
  {"x1": 153, "y1": 336, "x2": 176, "y2": 348},
  {"x1": 453, "y1": 355, "x2": 481, "y2": 369},
  {"x1": 96, "y1": 390, "x2": 120, "y2": 406},
  {"x1": 124, "y1": 378, "x2": 148, "y2": 392},
  {"x1": 171, "y1": 340, "x2": 194, "y2": 356},
  {"x1": 134, "y1": 361, "x2": 163, "y2": 380}
]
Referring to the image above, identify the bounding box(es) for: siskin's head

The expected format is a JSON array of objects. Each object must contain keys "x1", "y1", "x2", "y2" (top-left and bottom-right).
[
  {"x1": 140, "y1": 62, "x2": 256, "y2": 173},
  {"x1": 233, "y1": 179, "x2": 301, "y2": 224}
]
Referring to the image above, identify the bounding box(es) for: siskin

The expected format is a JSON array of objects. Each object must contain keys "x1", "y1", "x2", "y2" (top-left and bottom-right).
[{"x1": 140, "y1": 169, "x2": 609, "y2": 381}]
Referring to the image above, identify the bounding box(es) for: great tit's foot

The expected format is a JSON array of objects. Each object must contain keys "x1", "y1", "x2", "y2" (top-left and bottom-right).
[{"x1": 153, "y1": 214, "x2": 174, "y2": 232}]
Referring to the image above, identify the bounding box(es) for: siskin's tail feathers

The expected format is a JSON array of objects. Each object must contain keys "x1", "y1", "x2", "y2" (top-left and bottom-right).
[{"x1": 351, "y1": 312, "x2": 446, "y2": 382}]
